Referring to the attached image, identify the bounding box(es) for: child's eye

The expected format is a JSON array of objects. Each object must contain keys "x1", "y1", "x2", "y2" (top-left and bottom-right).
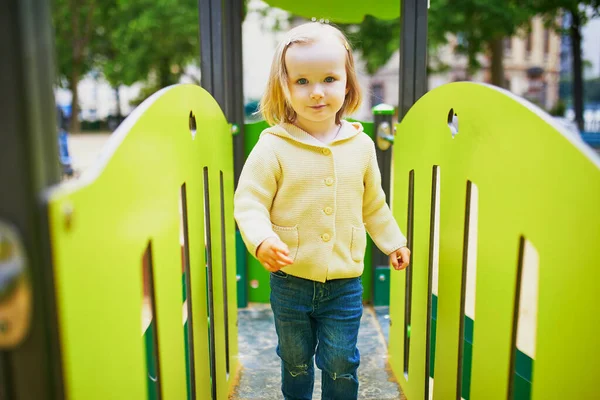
[
  {"x1": 297, "y1": 78, "x2": 308, "y2": 85},
  {"x1": 324, "y1": 76, "x2": 336, "y2": 83}
]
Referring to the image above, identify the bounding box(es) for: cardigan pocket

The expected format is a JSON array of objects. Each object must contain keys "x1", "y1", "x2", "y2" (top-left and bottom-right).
[
  {"x1": 272, "y1": 224, "x2": 299, "y2": 262},
  {"x1": 351, "y1": 226, "x2": 367, "y2": 262}
]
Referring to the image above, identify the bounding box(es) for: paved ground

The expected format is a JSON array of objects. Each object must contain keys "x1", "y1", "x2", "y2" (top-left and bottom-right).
[
  {"x1": 232, "y1": 304, "x2": 404, "y2": 400},
  {"x1": 65, "y1": 132, "x2": 112, "y2": 178}
]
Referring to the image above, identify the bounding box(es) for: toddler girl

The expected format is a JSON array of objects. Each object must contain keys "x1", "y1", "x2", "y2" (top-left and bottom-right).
[{"x1": 234, "y1": 21, "x2": 411, "y2": 400}]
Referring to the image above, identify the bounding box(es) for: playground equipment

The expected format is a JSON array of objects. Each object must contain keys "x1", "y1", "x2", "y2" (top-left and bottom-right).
[{"x1": 1, "y1": 0, "x2": 599, "y2": 399}]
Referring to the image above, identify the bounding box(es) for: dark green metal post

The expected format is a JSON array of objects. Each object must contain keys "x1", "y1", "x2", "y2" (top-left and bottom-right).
[
  {"x1": 0, "y1": 0, "x2": 64, "y2": 398},
  {"x1": 371, "y1": 104, "x2": 395, "y2": 306}
]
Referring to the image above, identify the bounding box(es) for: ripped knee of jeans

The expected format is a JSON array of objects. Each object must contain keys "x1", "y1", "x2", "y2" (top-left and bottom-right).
[
  {"x1": 327, "y1": 371, "x2": 357, "y2": 381},
  {"x1": 285, "y1": 363, "x2": 310, "y2": 378}
]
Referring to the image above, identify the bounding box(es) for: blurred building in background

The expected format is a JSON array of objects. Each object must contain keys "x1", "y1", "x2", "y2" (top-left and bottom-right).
[{"x1": 370, "y1": 16, "x2": 561, "y2": 114}]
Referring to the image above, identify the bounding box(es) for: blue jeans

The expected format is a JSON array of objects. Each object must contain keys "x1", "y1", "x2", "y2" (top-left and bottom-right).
[{"x1": 269, "y1": 270, "x2": 363, "y2": 400}]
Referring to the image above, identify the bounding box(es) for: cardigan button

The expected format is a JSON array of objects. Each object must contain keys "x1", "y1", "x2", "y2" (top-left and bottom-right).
[
  {"x1": 321, "y1": 233, "x2": 331, "y2": 242},
  {"x1": 325, "y1": 177, "x2": 334, "y2": 186},
  {"x1": 322, "y1": 148, "x2": 331, "y2": 155},
  {"x1": 324, "y1": 207, "x2": 333, "y2": 215}
]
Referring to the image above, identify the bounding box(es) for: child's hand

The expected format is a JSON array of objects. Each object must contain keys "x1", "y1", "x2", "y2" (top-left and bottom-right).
[
  {"x1": 256, "y1": 237, "x2": 294, "y2": 272},
  {"x1": 390, "y1": 247, "x2": 411, "y2": 270}
]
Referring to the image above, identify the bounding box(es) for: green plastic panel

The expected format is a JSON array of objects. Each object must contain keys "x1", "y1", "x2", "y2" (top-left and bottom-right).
[
  {"x1": 387, "y1": 82, "x2": 600, "y2": 399},
  {"x1": 262, "y1": 0, "x2": 399, "y2": 23},
  {"x1": 374, "y1": 266, "x2": 391, "y2": 306},
  {"x1": 236, "y1": 231, "x2": 248, "y2": 308},
  {"x1": 243, "y1": 121, "x2": 272, "y2": 303},
  {"x1": 46, "y1": 84, "x2": 239, "y2": 399}
]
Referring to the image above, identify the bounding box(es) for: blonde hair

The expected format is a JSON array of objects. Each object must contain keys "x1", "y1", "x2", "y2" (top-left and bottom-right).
[{"x1": 259, "y1": 22, "x2": 362, "y2": 126}]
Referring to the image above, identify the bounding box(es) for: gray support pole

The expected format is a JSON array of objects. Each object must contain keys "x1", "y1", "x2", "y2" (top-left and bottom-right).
[
  {"x1": 414, "y1": 0, "x2": 429, "y2": 101},
  {"x1": 0, "y1": 0, "x2": 64, "y2": 399},
  {"x1": 199, "y1": 0, "x2": 214, "y2": 96},
  {"x1": 398, "y1": 0, "x2": 428, "y2": 120},
  {"x1": 200, "y1": 0, "x2": 244, "y2": 187},
  {"x1": 224, "y1": 0, "x2": 234, "y2": 120},
  {"x1": 199, "y1": 0, "x2": 227, "y2": 112},
  {"x1": 230, "y1": 0, "x2": 245, "y2": 188}
]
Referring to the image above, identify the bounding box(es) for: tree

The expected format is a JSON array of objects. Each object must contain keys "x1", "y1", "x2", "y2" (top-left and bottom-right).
[
  {"x1": 53, "y1": 0, "x2": 105, "y2": 133},
  {"x1": 339, "y1": 1, "x2": 538, "y2": 90},
  {"x1": 107, "y1": 0, "x2": 199, "y2": 106},
  {"x1": 429, "y1": 0, "x2": 538, "y2": 87},
  {"x1": 533, "y1": 1, "x2": 600, "y2": 131},
  {"x1": 53, "y1": 0, "x2": 200, "y2": 129},
  {"x1": 339, "y1": 16, "x2": 400, "y2": 75}
]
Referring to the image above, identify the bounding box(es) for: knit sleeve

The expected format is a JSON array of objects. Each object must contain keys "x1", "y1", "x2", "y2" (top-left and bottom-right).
[
  {"x1": 234, "y1": 137, "x2": 281, "y2": 258},
  {"x1": 363, "y1": 142, "x2": 407, "y2": 255}
]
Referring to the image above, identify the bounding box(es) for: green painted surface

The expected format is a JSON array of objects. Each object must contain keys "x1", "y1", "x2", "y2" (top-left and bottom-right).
[
  {"x1": 47, "y1": 84, "x2": 239, "y2": 399},
  {"x1": 182, "y1": 274, "x2": 192, "y2": 400},
  {"x1": 374, "y1": 266, "x2": 390, "y2": 306},
  {"x1": 461, "y1": 339, "x2": 473, "y2": 399},
  {"x1": 514, "y1": 372, "x2": 532, "y2": 400},
  {"x1": 372, "y1": 104, "x2": 395, "y2": 115},
  {"x1": 183, "y1": 320, "x2": 191, "y2": 400},
  {"x1": 262, "y1": 0, "x2": 399, "y2": 23},
  {"x1": 244, "y1": 121, "x2": 275, "y2": 304},
  {"x1": 244, "y1": 120, "x2": 269, "y2": 159},
  {"x1": 515, "y1": 348, "x2": 533, "y2": 382},
  {"x1": 388, "y1": 82, "x2": 600, "y2": 399},
  {"x1": 362, "y1": 238, "x2": 373, "y2": 303},
  {"x1": 236, "y1": 231, "x2": 248, "y2": 308},
  {"x1": 144, "y1": 323, "x2": 159, "y2": 400}
]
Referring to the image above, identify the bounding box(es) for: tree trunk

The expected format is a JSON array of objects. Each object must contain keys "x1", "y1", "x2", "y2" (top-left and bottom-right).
[
  {"x1": 114, "y1": 86, "x2": 122, "y2": 118},
  {"x1": 489, "y1": 38, "x2": 505, "y2": 88},
  {"x1": 159, "y1": 60, "x2": 175, "y2": 89},
  {"x1": 69, "y1": 65, "x2": 81, "y2": 133},
  {"x1": 570, "y1": 10, "x2": 585, "y2": 132}
]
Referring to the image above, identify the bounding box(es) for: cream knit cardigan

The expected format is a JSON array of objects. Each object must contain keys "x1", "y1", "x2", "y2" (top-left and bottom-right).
[{"x1": 234, "y1": 120, "x2": 407, "y2": 282}]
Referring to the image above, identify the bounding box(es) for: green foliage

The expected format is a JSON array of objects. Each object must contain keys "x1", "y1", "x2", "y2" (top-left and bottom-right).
[
  {"x1": 53, "y1": 0, "x2": 200, "y2": 114},
  {"x1": 339, "y1": 16, "x2": 400, "y2": 75},
  {"x1": 430, "y1": 0, "x2": 536, "y2": 75},
  {"x1": 107, "y1": 0, "x2": 199, "y2": 91},
  {"x1": 532, "y1": 0, "x2": 600, "y2": 21},
  {"x1": 53, "y1": 0, "x2": 98, "y2": 85},
  {"x1": 549, "y1": 99, "x2": 567, "y2": 116},
  {"x1": 339, "y1": 1, "x2": 537, "y2": 78}
]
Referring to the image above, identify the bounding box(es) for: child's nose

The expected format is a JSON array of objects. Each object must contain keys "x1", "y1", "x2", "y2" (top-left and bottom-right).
[{"x1": 310, "y1": 87, "x2": 324, "y2": 100}]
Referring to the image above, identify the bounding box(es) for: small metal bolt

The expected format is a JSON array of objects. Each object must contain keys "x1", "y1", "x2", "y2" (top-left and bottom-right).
[
  {"x1": 63, "y1": 202, "x2": 74, "y2": 231},
  {"x1": 447, "y1": 108, "x2": 459, "y2": 138},
  {"x1": 236, "y1": 274, "x2": 241, "y2": 282},
  {"x1": 379, "y1": 274, "x2": 386, "y2": 282},
  {"x1": 231, "y1": 124, "x2": 239, "y2": 135}
]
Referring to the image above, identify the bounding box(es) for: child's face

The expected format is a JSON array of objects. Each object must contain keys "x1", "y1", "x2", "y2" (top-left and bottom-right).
[{"x1": 285, "y1": 38, "x2": 349, "y2": 130}]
